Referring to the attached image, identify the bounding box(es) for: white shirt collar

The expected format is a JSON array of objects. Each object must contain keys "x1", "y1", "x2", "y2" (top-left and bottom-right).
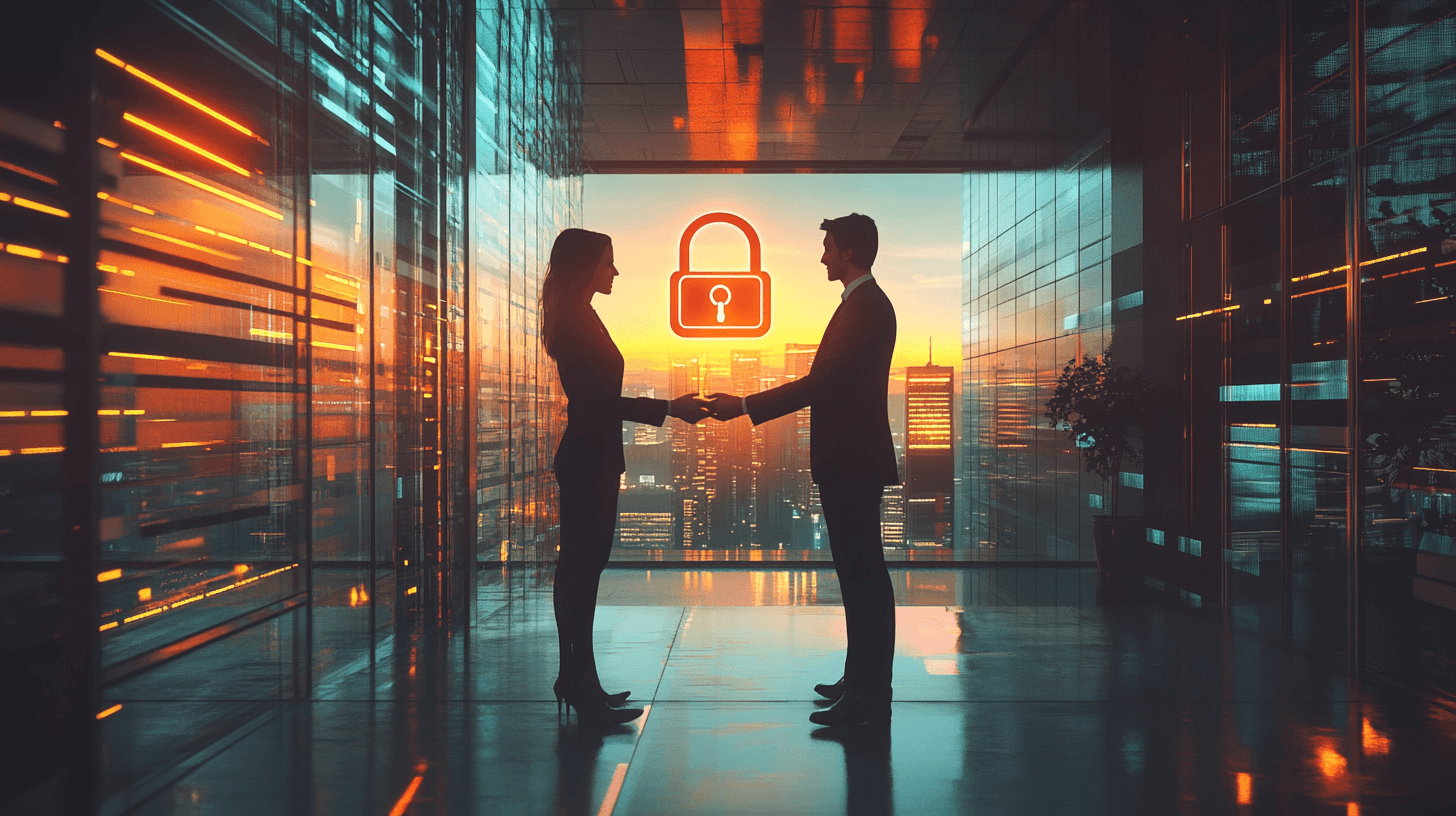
[{"x1": 840, "y1": 271, "x2": 874, "y2": 302}]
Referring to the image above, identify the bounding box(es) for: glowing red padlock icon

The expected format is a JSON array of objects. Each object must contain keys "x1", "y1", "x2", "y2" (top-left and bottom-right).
[{"x1": 669, "y1": 212, "x2": 772, "y2": 338}]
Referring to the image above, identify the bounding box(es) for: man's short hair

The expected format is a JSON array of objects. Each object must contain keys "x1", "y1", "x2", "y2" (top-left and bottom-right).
[{"x1": 820, "y1": 213, "x2": 878, "y2": 268}]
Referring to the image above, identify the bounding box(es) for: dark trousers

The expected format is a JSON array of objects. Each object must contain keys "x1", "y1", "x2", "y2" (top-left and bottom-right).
[
  {"x1": 553, "y1": 468, "x2": 619, "y2": 682},
  {"x1": 819, "y1": 481, "x2": 896, "y2": 690}
]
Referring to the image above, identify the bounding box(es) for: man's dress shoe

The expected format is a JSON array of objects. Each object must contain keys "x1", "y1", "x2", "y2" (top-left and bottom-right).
[
  {"x1": 814, "y1": 676, "x2": 847, "y2": 701},
  {"x1": 808, "y1": 686, "x2": 891, "y2": 727}
]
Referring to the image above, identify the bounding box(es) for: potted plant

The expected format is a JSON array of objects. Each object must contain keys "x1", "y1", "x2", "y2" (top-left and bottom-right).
[{"x1": 1045, "y1": 354, "x2": 1147, "y2": 585}]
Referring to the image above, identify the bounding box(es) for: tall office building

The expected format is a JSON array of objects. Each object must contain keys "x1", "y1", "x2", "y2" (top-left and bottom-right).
[
  {"x1": 669, "y1": 358, "x2": 707, "y2": 548},
  {"x1": 782, "y1": 343, "x2": 821, "y2": 547},
  {"x1": 724, "y1": 350, "x2": 763, "y2": 546},
  {"x1": 905, "y1": 353, "x2": 954, "y2": 548}
]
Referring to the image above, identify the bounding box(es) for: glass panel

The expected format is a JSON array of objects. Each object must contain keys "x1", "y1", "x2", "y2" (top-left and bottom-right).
[
  {"x1": 1359, "y1": 116, "x2": 1456, "y2": 690},
  {"x1": 1287, "y1": 161, "x2": 1349, "y2": 661},
  {"x1": 1224, "y1": 190, "x2": 1284, "y2": 632},
  {"x1": 1228, "y1": 0, "x2": 1282, "y2": 202}
]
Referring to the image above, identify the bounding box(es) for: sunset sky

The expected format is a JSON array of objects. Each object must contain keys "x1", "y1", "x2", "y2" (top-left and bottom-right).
[{"x1": 582, "y1": 173, "x2": 963, "y2": 386}]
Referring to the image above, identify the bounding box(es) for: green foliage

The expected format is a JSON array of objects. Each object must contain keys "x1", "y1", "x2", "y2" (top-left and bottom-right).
[{"x1": 1045, "y1": 355, "x2": 1146, "y2": 484}]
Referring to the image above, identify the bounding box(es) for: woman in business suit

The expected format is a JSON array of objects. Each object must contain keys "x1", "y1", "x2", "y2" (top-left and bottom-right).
[{"x1": 540, "y1": 228, "x2": 706, "y2": 726}]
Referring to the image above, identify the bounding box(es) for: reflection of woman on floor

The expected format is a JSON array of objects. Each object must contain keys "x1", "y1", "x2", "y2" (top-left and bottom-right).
[{"x1": 540, "y1": 228, "x2": 708, "y2": 726}]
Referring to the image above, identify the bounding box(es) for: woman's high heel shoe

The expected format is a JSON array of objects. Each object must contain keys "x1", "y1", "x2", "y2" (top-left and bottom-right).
[{"x1": 553, "y1": 677, "x2": 643, "y2": 726}]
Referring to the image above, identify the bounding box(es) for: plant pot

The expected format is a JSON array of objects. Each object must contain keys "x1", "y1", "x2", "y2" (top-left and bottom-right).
[{"x1": 1092, "y1": 515, "x2": 1144, "y2": 585}]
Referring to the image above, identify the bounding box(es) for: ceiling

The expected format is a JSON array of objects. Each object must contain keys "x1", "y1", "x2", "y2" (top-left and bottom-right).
[{"x1": 550, "y1": 0, "x2": 1106, "y2": 174}]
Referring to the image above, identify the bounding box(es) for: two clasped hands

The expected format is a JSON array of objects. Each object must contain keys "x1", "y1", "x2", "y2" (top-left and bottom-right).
[{"x1": 665, "y1": 392, "x2": 747, "y2": 424}]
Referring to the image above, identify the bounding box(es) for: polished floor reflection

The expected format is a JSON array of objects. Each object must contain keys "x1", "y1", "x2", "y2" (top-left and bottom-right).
[{"x1": 116, "y1": 568, "x2": 1456, "y2": 816}]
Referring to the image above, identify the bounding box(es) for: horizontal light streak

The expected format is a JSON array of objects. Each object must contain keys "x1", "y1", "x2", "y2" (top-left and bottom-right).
[
  {"x1": 99, "y1": 287, "x2": 186, "y2": 306},
  {"x1": 98, "y1": 568, "x2": 122, "y2": 582},
  {"x1": 1231, "y1": 423, "x2": 1277, "y2": 428},
  {"x1": 0, "y1": 158, "x2": 58, "y2": 185},
  {"x1": 1414, "y1": 466, "x2": 1456, "y2": 474},
  {"x1": 98, "y1": 621, "x2": 119, "y2": 631},
  {"x1": 250, "y1": 328, "x2": 293, "y2": 340},
  {"x1": 96, "y1": 49, "x2": 261, "y2": 141},
  {"x1": 1176, "y1": 304, "x2": 1240, "y2": 321},
  {"x1": 4, "y1": 243, "x2": 44, "y2": 259},
  {"x1": 324, "y1": 273, "x2": 360, "y2": 288},
  {"x1": 97, "y1": 191, "x2": 156, "y2": 215},
  {"x1": 1360, "y1": 247, "x2": 1425, "y2": 267},
  {"x1": 1414, "y1": 296, "x2": 1449, "y2": 304},
  {"x1": 96, "y1": 704, "x2": 123, "y2": 720},
  {"x1": 1435, "y1": 259, "x2": 1456, "y2": 269},
  {"x1": 108, "y1": 351, "x2": 173, "y2": 360},
  {"x1": 8, "y1": 196, "x2": 69, "y2": 218},
  {"x1": 1292, "y1": 284, "x2": 1346, "y2": 299},
  {"x1": 30, "y1": 409, "x2": 68, "y2": 417},
  {"x1": 130, "y1": 226, "x2": 242, "y2": 260},
  {"x1": 120, "y1": 152, "x2": 282, "y2": 221},
  {"x1": 311, "y1": 340, "x2": 356, "y2": 351},
  {"x1": 159, "y1": 439, "x2": 225, "y2": 448},
  {"x1": 18, "y1": 446, "x2": 65, "y2": 455},
  {"x1": 123, "y1": 112, "x2": 250, "y2": 176},
  {"x1": 0, "y1": 411, "x2": 23, "y2": 418},
  {"x1": 1292, "y1": 265, "x2": 1347, "y2": 283},
  {"x1": 106, "y1": 563, "x2": 298, "y2": 630}
]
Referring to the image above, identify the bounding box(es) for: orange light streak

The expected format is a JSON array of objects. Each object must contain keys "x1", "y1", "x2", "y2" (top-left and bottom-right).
[
  {"x1": 0, "y1": 159, "x2": 58, "y2": 185},
  {"x1": 406, "y1": 586, "x2": 418, "y2": 595},
  {"x1": 98, "y1": 569, "x2": 122, "y2": 582},
  {"x1": 1360, "y1": 247, "x2": 1426, "y2": 267},
  {"x1": 387, "y1": 771, "x2": 427, "y2": 816},
  {"x1": 5, "y1": 244, "x2": 44, "y2": 259},
  {"x1": 0, "y1": 411, "x2": 23, "y2": 418},
  {"x1": 250, "y1": 328, "x2": 293, "y2": 340},
  {"x1": 20, "y1": 446, "x2": 65, "y2": 455},
  {"x1": 11, "y1": 197, "x2": 69, "y2": 218},
  {"x1": 1435, "y1": 259, "x2": 1456, "y2": 268},
  {"x1": 123, "y1": 113, "x2": 251, "y2": 177},
  {"x1": 120, "y1": 152, "x2": 282, "y2": 221},
  {"x1": 30, "y1": 409, "x2": 68, "y2": 417},
  {"x1": 97, "y1": 137, "x2": 120, "y2": 148},
  {"x1": 95, "y1": 49, "x2": 261, "y2": 141},
  {"x1": 99, "y1": 287, "x2": 186, "y2": 306},
  {"x1": 1414, "y1": 466, "x2": 1456, "y2": 474},
  {"x1": 108, "y1": 351, "x2": 173, "y2": 361},
  {"x1": 96, "y1": 704, "x2": 123, "y2": 720},
  {"x1": 1293, "y1": 265, "x2": 1347, "y2": 283},
  {"x1": 160, "y1": 440, "x2": 225, "y2": 448},
  {"x1": 98, "y1": 621, "x2": 119, "y2": 631},
  {"x1": 1415, "y1": 295, "x2": 1449, "y2": 304},
  {"x1": 1176, "y1": 304, "x2": 1241, "y2": 321},
  {"x1": 1293, "y1": 284, "x2": 1347, "y2": 299},
  {"x1": 1236, "y1": 773, "x2": 1252, "y2": 804},
  {"x1": 130, "y1": 226, "x2": 242, "y2": 260}
]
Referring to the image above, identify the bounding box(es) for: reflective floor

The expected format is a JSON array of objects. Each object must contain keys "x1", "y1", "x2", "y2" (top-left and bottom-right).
[{"x1": 114, "y1": 568, "x2": 1456, "y2": 816}]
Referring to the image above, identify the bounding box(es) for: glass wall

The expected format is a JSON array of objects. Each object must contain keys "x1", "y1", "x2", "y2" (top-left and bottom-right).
[
  {"x1": 1172, "y1": 0, "x2": 1456, "y2": 685},
  {"x1": 0, "y1": 0, "x2": 577, "y2": 808},
  {"x1": 961, "y1": 2, "x2": 1118, "y2": 569}
]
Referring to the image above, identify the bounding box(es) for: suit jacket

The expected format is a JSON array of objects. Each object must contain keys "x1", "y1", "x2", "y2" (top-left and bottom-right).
[
  {"x1": 745, "y1": 278, "x2": 900, "y2": 487},
  {"x1": 552, "y1": 306, "x2": 669, "y2": 477}
]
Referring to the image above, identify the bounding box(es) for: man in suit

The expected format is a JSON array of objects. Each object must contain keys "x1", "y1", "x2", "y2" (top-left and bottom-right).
[{"x1": 708, "y1": 213, "x2": 899, "y2": 727}]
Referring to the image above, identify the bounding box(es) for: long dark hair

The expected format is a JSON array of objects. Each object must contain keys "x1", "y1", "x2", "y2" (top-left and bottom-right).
[{"x1": 541, "y1": 228, "x2": 611, "y2": 360}]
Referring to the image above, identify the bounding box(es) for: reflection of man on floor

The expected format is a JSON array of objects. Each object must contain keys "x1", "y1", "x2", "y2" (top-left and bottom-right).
[{"x1": 708, "y1": 213, "x2": 899, "y2": 728}]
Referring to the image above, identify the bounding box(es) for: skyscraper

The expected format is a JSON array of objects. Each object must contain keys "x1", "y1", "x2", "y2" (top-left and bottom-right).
[{"x1": 905, "y1": 346, "x2": 954, "y2": 548}]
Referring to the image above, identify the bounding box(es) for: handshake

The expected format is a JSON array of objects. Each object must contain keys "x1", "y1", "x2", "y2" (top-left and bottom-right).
[{"x1": 667, "y1": 392, "x2": 746, "y2": 425}]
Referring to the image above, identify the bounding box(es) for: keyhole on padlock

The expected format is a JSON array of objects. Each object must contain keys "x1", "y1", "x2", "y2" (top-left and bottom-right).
[{"x1": 709, "y1": 284, "x2": 732, "y2": 324}]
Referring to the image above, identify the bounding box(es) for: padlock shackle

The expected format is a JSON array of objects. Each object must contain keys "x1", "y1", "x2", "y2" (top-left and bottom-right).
[{"x1": 678, "y1": 212, "x2": 761, "y2": 273}]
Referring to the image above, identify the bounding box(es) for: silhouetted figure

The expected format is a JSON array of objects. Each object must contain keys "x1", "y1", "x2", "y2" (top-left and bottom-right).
[
  {"x1": 541, "y1": 228, "x2": 708, "y2": 726},
  {"x1": 708, "y1": 213, "x2": 899, "y2": 727}
]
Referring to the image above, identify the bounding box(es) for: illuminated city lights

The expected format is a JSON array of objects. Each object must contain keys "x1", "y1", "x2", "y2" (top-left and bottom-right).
[{"x1": 119, "y1": 152, "x2": 283, "y2": 220}]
